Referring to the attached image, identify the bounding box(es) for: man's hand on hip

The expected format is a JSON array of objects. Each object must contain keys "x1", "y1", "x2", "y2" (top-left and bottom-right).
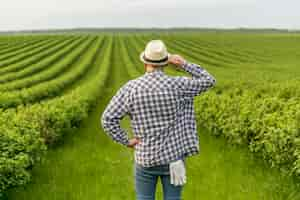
[{"x1": 127, "y1": 138, "x2": 141, "y2": 148}]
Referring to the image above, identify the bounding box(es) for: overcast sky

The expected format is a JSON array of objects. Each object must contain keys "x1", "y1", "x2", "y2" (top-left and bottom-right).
[{"x1": 1, "y1": 0, "x2": 300, "y2": 31}]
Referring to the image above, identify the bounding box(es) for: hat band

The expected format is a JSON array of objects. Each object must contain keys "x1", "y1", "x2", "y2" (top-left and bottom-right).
[{"x1": 143, "y1": 55, "x2": 168, "y2": 63}]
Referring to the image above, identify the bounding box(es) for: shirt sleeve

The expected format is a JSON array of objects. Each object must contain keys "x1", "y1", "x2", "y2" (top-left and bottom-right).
[
  {"x1": 175, "y1": 61, "x2": 216, "y2": 97},
  {"x1": 101, "y1": 81, "x2": 133, "y2": 146}
]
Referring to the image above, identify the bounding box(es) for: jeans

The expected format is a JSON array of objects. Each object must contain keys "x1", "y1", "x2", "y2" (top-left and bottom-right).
[{"x1": 134, "y1": 162, "x2": 183, "y2": 200}]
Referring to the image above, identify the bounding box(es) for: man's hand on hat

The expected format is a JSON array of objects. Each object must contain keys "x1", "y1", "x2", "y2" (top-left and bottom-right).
[{"x1": 168, "y1": 54, "x2": 186, "y2": 67}]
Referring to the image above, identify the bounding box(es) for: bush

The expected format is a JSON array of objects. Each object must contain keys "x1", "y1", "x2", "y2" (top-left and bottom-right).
[{"x1": 195, "y1": 80, "x2": 300, "y2": 177}]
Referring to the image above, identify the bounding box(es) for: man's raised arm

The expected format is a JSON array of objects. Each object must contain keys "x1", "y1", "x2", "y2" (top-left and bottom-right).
[{"x1": 169, "y1": 54, "x2": 216, "y2": 97}]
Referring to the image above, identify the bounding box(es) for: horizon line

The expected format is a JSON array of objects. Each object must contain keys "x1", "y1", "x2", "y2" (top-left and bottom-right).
[{"x1": 1, "y1": 26, "x2": 300, "y2": 33}]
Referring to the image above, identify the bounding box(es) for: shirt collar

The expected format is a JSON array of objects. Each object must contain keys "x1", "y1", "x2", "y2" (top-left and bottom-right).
[{"x1": 145, "y1": 68, "x2": 164, "y2": 75}]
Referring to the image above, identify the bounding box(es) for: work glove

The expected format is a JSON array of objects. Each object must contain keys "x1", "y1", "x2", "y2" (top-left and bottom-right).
[{"x1": 169, "y1": 159, "x2": 186, "y2": 186}]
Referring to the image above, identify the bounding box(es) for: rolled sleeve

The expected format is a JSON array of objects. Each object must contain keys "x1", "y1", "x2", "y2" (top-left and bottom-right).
[{"x1": 176, "y1": 62, "x2": 216, "y2": 97}]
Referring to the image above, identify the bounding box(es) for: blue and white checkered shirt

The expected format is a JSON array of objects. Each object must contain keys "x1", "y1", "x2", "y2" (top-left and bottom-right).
[{"x1": 101, "y1": 62, "x2": 216, "y2": 167}]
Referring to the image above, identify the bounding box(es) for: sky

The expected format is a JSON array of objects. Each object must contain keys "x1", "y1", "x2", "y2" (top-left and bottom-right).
[{"x1": 1, "y1": 0, "x2": 300, "y2": 31}]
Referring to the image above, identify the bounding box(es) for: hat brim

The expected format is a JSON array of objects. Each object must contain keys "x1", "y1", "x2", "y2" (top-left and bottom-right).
[{"x1": 140, "y1": 51, "x2": 170, "y2": 66}]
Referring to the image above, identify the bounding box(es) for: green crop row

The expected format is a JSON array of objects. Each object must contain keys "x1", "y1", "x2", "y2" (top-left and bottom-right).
[
  {"x1": 119, "y1": 36, "x2": 143, "y2": 78},
  {"x1": 0, "y1": 35, "x2": 113, "y2": 195},
  {"x1": 175, "y1": 33, "x2": 275, "y2": 58},
  {"x1": 184, "y1": 38, "x2": 267, "y2": 63},
  {"x1": 0, "y1": 36, "x2": 84, "y2": 76},
  {"x1": 164, "y1": 33, "x2": 274, "y2": 62},
  {"x1": 0, "y1": 37, "x2": 64, "y2": 68},
  {"x1": 173, "y1": 38, "x2": 258, "y2": 64},
  {"x1": 0, "y1": 36, "x2": 81, "y2": 84},
  {"x1": 0, "y1": 36, "x2": 50, "y2": 55},
  {"x1": 0, "y1": 37, "x2": 59, "y2": 62},
  {"x1": 0, "y1": 36, "x2": 98, "y2": 108},
  {"x1": 164, "y1": 36, "x2": 238, "y2": 65}
]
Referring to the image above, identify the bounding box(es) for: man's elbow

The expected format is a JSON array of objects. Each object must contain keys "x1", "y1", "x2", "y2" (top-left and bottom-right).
[
  {"x1": 200, "y1": 77, "x2": 216, "y2": 94},
  {"x1": 210, "y1": 77, "x2": 216, "y2": 86},
  {"x1": 101, "y1": 113, "x2": 118, "y2": 136}
]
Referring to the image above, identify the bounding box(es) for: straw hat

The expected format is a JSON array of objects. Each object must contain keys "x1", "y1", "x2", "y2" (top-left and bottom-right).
[{"x1": 140, "y1": 40, "x2": 170, "y2": 66}]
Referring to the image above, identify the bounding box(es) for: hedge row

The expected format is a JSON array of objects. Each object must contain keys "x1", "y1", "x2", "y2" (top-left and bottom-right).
[{"x1": 195, "y1": 80, "x2": 300, "y2": 177}]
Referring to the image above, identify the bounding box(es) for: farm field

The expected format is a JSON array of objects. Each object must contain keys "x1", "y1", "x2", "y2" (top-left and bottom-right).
[{"x1": 1, "y1": 32, "x2": 300, "y2": 199}]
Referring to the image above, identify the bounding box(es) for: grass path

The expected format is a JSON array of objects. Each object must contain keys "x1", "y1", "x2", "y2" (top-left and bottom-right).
[{"x1": 7, "y1": 39, "x2": 300, "y2": 199}]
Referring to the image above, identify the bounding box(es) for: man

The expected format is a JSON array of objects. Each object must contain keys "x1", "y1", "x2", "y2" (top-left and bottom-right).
[{"x1": 101, "y1": 40, "x2": 216, "y2": 200}]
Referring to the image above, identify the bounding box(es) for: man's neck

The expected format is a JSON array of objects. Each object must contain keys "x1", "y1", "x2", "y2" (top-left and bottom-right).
[{"x1": 145, "y1": 66, "x2": 164, "y2": 73}]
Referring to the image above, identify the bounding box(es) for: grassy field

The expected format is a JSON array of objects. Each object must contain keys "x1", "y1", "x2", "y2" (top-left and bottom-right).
[{"x1": 1, "y1": 32, "x2": 300, "y2": 199}]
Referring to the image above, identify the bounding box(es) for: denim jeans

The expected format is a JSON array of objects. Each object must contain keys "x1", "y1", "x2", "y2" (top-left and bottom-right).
[{"x1": 134, "y1": 162, "x2": 183, "y2": 200}]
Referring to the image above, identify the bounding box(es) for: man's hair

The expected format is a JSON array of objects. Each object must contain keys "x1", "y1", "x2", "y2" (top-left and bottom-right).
[{"x1": 145, "y1": 63, "x2": 168, "y2": 68}]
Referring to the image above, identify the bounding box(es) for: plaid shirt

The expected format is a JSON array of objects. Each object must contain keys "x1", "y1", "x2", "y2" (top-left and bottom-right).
[{"x1": 101, "y1": 62, "x2": 216, "y2": 167}]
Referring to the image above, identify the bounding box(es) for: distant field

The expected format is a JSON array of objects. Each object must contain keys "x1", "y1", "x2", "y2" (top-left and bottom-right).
[{"x1": 1, "y1": 32, "x2": 300, "y2": 199}]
